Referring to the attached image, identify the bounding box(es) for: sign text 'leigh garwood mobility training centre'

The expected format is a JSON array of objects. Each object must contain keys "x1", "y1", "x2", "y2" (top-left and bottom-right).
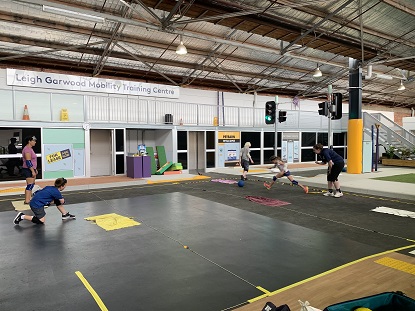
[{"x1": 6, "y1": 69, "x2": 179, "y2": 99}]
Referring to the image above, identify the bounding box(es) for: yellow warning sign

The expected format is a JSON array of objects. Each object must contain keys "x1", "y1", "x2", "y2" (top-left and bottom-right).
[{"x1": 85, "y1": 213, "x2": 140, "y2": 231}]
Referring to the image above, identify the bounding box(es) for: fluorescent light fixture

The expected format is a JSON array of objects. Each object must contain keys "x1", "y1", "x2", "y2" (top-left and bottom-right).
[
  {"x1": 176, "y1": 36, "x2": 187, "y2": 55},
  {"x1": 42, "y1": 5, "x2": 105, "y2": 23},
  {"x1": 313, "y1": 66, "x2": 322, "y2": 78},
  {"x1": 398, "y1": 80, "x2": 405, "y2": 91}
]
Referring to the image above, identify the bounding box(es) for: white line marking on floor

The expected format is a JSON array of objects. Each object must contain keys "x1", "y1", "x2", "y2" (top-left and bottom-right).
[
  {"x1": 409, "y1": 250, "x2": 415, "y2": 255},
  {"x1": 371, "y1": 206, "x2": 415, "y2": 219}
]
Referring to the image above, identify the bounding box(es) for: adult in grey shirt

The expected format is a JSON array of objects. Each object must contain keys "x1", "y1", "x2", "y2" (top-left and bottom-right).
[{"x1": 239, "y1": 142, "x2": 254, "y2": 180}]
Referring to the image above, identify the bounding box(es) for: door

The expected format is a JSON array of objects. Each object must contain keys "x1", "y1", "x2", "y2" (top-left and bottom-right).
[
  {"x1": 188, "y1": 131, "x2": 205, "y2": 174},
  {"x1": 90, "y1": 129, "x2": 112, "y2": 176}
]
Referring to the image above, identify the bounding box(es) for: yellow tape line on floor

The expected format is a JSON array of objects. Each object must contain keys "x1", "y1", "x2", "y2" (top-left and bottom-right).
[
  {"x1": 0, "y1": 187, "x2": 25, "y2": 193},
  {"x1": 75, "y1": 271, "x2": 108, "y2": 311}
]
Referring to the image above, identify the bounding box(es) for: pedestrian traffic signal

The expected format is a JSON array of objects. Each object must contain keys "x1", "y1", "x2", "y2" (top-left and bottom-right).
[
  {"x1": 331, "y1": 93, "x2": 342, "y2": 120},
  {"x1": 265, "y1": 101, "x2": 276, "y2": 124},
  {"x1": 278, "y1": 110, "x2": 287, "y2": 123},
  {"x1": 318, "y1": 101, "x2": 328, "y2": 116}
]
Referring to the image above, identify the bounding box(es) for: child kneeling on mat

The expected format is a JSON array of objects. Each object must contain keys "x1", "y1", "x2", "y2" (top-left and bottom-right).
[
  {"x1": 264, "y1": 156, "x2": 309, "y2": 193},
  {"x1": 14, "y1": 177, "x2": 75, "y2": 225}
]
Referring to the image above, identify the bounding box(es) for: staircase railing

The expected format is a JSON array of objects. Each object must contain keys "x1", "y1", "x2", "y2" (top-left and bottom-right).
[{"x1": 363, "y1": 112, "x2": 415, "y2": 159}]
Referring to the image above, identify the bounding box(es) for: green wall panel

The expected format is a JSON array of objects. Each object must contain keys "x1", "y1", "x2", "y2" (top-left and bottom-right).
[
  {"x1": 43, "y1": 170, "x2": 73, "y2": 180},
  {"x1": 73, "y1": 143, "x2": 85, "y2": 149},
  {"x1": 43, "y1": 128, "x2": 84, "y2": 144}
]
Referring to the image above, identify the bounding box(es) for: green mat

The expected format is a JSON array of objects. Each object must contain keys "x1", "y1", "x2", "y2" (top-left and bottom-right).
[
  {"x1": 155, "y1": 161, "x2": 173, "y2": 175},
  {"x1": 146, "y1": 146, "x2": 158, "y2": 175},
  {"x1": 373, "y1": 173, "x2": 415, "y2": 184},
  {"x1": 156, "y1": 146, "x2": 168, "y2": 168}
]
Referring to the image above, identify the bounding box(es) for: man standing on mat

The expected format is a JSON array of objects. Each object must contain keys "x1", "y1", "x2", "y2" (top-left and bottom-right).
[
  {"x1": 264, "y1": 156, "x2": 308, "y2": 193},
  {"x1": 239, "y1": 142, "x2": 254, "y2": 181},
  {"x1": 313, "y1": 143, "x2": 345, "y2": 198},
  {"x1": 14, "y1": 177, "x2": 75, "y2": 225}
]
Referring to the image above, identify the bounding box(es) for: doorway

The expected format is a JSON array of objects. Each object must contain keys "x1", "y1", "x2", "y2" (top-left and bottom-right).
[
  {"x1": 188, "y1": 131, "x2": 205, "y2": 174},
  {"x1": 90, "y1": 129, "x2": 112, "y2": 176}
]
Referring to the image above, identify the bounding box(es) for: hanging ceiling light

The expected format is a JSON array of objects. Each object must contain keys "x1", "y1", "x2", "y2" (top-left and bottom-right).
[
  {"x1": 176, "y1": 35, "x2": 187, "y2": 55},
  {"x1": 313, "y1": 66, "x2": 322, "y2": 77},
  {"x1": 398, "y1": 80, "x2": 405, "y2": 91}
]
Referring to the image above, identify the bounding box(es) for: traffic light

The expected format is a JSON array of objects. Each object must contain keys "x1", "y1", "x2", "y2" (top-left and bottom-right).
[
  {"x1": 318, "y1": 101, "x2": 328, "y2": 116},
  {"x1": 278, "y1": 110, "x2": 287, "y2": 123},
  {"x1": 331, "y1": 93, "x2": 342, "y2": 120},
  {"x1": 265, "y1": 101, "x2": 276, "y2": 124}
]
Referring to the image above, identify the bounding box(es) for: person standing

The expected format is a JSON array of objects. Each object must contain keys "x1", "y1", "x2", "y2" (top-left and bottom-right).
[
  {"x1": 239, "y1": 142, "x2": 254, "y2": 180},
  {"x1": 313, "y1": 143, "x2": 345, "y2": 198},
  {"x1": 14, "y1": 177, "x2": 75, "y2": 225},
  {"x1": 264, "y1": 155, "x2": 308, "y2": 193},
  {"x1": 21, "y1": 136, "x2": 38, "y2": 204}
]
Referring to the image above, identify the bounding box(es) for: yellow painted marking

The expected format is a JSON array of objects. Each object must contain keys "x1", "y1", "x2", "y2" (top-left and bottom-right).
[
  {"x1": 375, "y1": 257, "x2": 415, "y2": 275},
  {"x1": 12, "y1": 200, "x2": 31, "y2": 211},
  {"x1": 0, "y1": 187, "x2": 25, "y2": 193},
  {"x1": 85, "y1": 213, "x2": 140, "y2": 231},
  {"x1": 75, "y1": 271, "x2": 108, "y2": 311},
  {"x1": 246, "y1": 244, "x2": 415, "y2": 302},
  {"x1": 256, "y1": 286, "x2": 270, "y2": 294},
  {"x1": 147, "y1": 175, "x2": 210, "y2": 184}
]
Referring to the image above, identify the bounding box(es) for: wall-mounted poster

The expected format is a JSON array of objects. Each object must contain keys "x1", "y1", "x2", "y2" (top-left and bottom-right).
[
  {"x1": 44, "y1": 144, "x2": 73, "y2": 171},
  {"x1": 218, "y1": 131, "x2": 240, "y2": 167}
]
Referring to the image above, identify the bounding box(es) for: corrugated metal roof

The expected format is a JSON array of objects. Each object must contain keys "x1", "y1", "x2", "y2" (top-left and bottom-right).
[{"x1": 0, "y1": 0, "x2": 413, "y2": 108}]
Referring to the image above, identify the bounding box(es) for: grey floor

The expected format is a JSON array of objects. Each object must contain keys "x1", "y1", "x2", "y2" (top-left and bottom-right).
[{"x1": 1, "y1": 175, "x2": 415, "y2": 311}]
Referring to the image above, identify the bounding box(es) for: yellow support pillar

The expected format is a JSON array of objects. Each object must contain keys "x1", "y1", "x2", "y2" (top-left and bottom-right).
[{"x1": 347, "y1": 119, "x2": 363, "y2": 174}]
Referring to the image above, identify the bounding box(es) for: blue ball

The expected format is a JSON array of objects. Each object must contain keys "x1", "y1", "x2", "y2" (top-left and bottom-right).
[{"x1": 238, "y1": 180, "x2": 245, "y2": 187}]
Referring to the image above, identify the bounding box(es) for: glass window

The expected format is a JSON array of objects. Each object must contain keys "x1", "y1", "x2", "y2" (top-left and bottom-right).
[
  {"x1": 333, "y1": 147, "x2": 345, "y2": 159},
  {"x1": 264, "y1": 150, "x2": 275, "y2": 164},
  {"x1": 177, "y1": 131, "x2": 187, "y2": 150},
  {"x1": 206, "y1": 151, "x2": 215, "y2": 168},
  {"x1": 302, "y1": 132, "x2": 316, "y2": 147},
  {"x1": 301, "y1": 149, "x2": 316, "y2": 162},
  {"x1": 317, "y1": 133, "x2": 328, "y2": 146},
  {"x1": 264, "y1": 132, "x2": 274, "y2": 148},
  {"x1": 241, "y1": 132, "x2": 260, "y2": 148},
  {"x1": 249, "y1": 150, "x2": 260, "y2": 163},
  {"x1": 51, "y1": 94, "x2": 84, "y2": 122},
  {"x1": 333, "y1": 132, "x2": 346, "y2": 146},
  {"x1": 116, "y1": 154, "x2": 124, "y2": 174},
  {"x1": 206, "y1": 131, "x2": 215, "y2": 149},
  {"x1": 115, "y1": 129, "x2": 124, "y2": 152},
  {"x1": 178, "y1": 152, "x2": 187, "y2": 169}
]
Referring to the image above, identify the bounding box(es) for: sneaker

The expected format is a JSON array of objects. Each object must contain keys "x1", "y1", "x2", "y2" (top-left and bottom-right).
[
  {"x1": 14, "y1": 212, "x2": 24, "y2": 225},
  {"x1": 304, "y1": 186, "x2": 309, "y2": 194},
  {"x1": 264, "y1": 182, "x2": 271, "y2": 190},
  {"x1": 240, "y1": 175, "x2": 244, "y2": 180},
  {"x1": 334, "y1": 192, "x2": 344, "y2": 198},
  {"x1": 62, "y1": 212, "x2": 76, "y2": 220},
  {"x1": 323, "y1": 192, "x2": 334, "y2": 197}
]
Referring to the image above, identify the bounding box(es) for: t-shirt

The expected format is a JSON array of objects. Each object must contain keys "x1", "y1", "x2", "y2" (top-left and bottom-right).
[
  {"x1": 274, "y1": 162, "x2": 288, "y2": 173},
  {"x1": 240, "y1": 147, "x2": 251, "y2": 161},
  {"x1": 320, "y1": 148, "x2": 344, "y2": 164},
  {"x1": 22, "y1": 146, "x2": 37, "y2": 169},
  {"x1": 30, "y1": 186, "x2": 63, "y2": 209}
]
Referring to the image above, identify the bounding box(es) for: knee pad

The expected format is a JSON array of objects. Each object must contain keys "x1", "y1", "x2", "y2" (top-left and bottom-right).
[
  {"x1": 292, "y1": 180, "x2": 298, "y2": 185},
  {"x1": 54, "y1": 199, "x2": 61, "y2": 206},
  {"x1": 26, "y1": 183, "x2": 35, "y2": 191},
  {"x1": 31, "y1": 216, "x2": 44, "y2": 225},
  {"x1": 272, "y1": 176, "x2": 277, "y2": 182}
]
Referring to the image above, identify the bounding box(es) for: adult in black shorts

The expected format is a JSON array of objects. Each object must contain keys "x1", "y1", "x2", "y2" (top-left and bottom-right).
[{"x1": 313, "y1": 143, "x2": 345, "y2": 198}]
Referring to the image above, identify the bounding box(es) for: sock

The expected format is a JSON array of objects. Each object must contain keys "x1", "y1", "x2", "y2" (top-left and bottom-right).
[
  {"x1": 328, "y1": 189, "x2": 333, "y2": 193},
  {"x1": 21, "y1": 214, "x2": 25, "y2": 220},
  {"x1": 336, "y1": 188, "x2": 341, "y2": 193}
]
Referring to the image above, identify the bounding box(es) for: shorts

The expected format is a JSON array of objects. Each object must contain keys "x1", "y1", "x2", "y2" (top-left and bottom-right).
[
  {"x1": 21, "y1": 168, "x2": 36, "y2": 178},
  {"x1": 30, "y1": 206, "x2": 46, "y2": 219},
  {"x1": 327, "y1": 162, "x2": 344, "y2": 182},
  {"x1": 283, "y1": 171, "x2": 291, "y2": 177},
  {"x1": 241, "y1": 159, "x2": 250, "y2": 172}
]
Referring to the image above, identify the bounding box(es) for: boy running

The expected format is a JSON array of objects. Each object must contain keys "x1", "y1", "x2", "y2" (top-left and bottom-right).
[
  {"x1": 264, "y1": 156, "x2": 309, "y2": 193},
  {"x1": 14, "y1": 177, "x2": 75, "y2": 225}
]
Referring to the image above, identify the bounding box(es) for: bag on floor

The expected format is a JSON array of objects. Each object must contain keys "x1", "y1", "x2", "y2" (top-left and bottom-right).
[
  {"x1": 262, "y1": 301, "x2": 291, "y2": 311},
  {"x1": 323, "y1": 291, "x2": 415, "y2": 311},
  {"x1": 299, "y1": 300, "x2": 322, "y2": 311}
]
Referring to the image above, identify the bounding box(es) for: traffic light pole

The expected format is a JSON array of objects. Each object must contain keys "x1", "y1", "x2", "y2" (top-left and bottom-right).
[{"x1": 328, "y1": 85, "x2": 333, "y2": 149}]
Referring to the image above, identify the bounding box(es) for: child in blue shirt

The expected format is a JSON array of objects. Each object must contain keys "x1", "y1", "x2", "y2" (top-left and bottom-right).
[{"x1": 14, "y1": 177, "x2": 75, "y2": 225}]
